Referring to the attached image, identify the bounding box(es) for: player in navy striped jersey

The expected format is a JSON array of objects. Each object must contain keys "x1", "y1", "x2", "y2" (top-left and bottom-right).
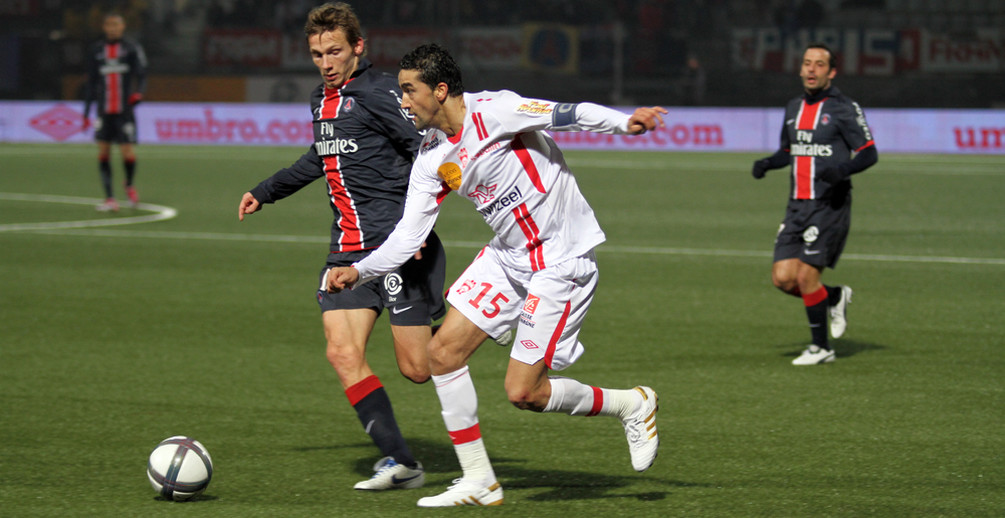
[
  {"x1": 751, "y1": 43, "x2": 878, "y2": 365},
  {"x1": 83, "y1": 13, "x2": 147, "y2": 212},
  {"x1": 238, "y1": 3, "x2": 444, "y2": 491},
  {"x1": 328, "y1": 43, "x2": 666, "y2": 507}
]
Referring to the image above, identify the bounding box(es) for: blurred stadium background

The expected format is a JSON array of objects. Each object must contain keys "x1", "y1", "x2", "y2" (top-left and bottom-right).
[{"x1": 2, "y1": 0, "x2": 1004, "y2": 109}]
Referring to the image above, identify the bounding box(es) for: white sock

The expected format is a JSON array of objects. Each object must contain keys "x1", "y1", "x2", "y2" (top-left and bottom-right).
[
  {"x1": 544, "y1": 377, "x2": 640, "y2": 419},
  {"x1": 432, "y1": 366, "x2": 495, "y2": 484}
]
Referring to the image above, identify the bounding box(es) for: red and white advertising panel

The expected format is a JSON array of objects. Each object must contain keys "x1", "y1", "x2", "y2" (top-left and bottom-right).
[
  {"x1": 456, "y1": 27, "x2": 523, "y2": 70},
  {"x1": 733, "y1": 27, "x2": 1003, "y2": 75},
  {"x1": 1, "y1": 101, "x2": 1002, "y2": 154},
  {"x1": 203, "y1": 28, "x2": 283, "y2": 68}
]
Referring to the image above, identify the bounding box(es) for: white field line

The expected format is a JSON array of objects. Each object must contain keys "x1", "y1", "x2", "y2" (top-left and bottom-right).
[
  {"x1": 0, "y1": 193, "x2": 177, "y2": 230},
  {"x1": 7, "y1": 227, "x2": 1005, "y2": 266},
  {"x1": 3, "y1": 192, "x2": 1003, "y2": 266}
]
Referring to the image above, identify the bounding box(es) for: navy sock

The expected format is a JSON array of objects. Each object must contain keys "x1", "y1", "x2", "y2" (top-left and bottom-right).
[
  {"x1": 124, "y1": 158, "x2": 136, "y2": 186},
  {"x1": 803, "y1": 286, "x2": 830, "y2": 349},
  {"x1": 99, "y1": 158, "x2": 113, "y2": 198},
  {"x1": 346, "y1": 376, "x2": 417, "y2": 468},
  {"x1": 826, "y1": 284, "x2": 842, "y2": 306}
]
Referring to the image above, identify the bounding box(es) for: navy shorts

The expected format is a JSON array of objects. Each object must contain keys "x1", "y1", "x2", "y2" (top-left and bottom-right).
[
  {"x1": 94, "y1": 112, "x2": 138, "y2": 144},
  {"x1": 773, "y1": 194, "x2": 851, "y2": 269},
  {"x1": 316, "y1": 230, "x2": 447, "y2": 326}
]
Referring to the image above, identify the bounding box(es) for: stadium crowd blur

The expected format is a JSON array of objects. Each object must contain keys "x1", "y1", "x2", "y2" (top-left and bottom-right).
[{"x1": 2, "y1": 0, "x2": 1003, "y2": 107}]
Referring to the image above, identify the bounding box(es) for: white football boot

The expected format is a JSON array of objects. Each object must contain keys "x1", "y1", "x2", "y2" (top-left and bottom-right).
[
  {"x1": 353, "y1": 457, "x2": 425, "y2": 490},
  {"x1": 416, "y1": 478, "x2": 504, "y2": 507},
  {"x1": 621, "y1": 386, "x2": 660, "y2": 472},
  {"x1": 829, "y1": 286, "x2": 853, "y2": 339},
  {"x1": 792, "y1": 345, "x2": 836, "y2": 365}
]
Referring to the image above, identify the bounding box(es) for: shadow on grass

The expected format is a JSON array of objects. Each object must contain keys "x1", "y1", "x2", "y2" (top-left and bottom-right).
[
  {"x1": 494, "y1": 458, "x2": 709, "y2": 502},
  {"x1": 780, "y1": 339, "x2": 886, "y2": 360},
  {"x1": 296, "y1": 438, "x2": 705, "y2": 502}
]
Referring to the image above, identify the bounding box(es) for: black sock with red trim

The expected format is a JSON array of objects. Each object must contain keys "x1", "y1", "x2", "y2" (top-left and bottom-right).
[
  {"x1": 803, "y1": 286, "x2": 830, "y2": 349},
  {"x1": 346, "y1": 375, "x2": 417, "y2": 468}
]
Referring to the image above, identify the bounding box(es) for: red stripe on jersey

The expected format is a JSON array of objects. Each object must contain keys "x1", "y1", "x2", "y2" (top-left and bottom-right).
[
  {"x1": 324, "y1": 155, "x2": 364, "y2": 251},
  {"x1": 793, "y1": 100, "x2": 824, "y2": 200},
  {"x1": 545, "y1": 301, "x2": 571, "y2": 370},
  {"x1": 436, "y1": 182, "x2": 452, "y2": 205},
  {"x1": 105, "y1": 43, "x2": 122, "y2": 114},
  {"x1": 319, "y1": 87, "x2": 364, "y2": 251},
  {"x1": 856, "y1": 140, "x2": 875, "y2": 152},
  {"x1": 512, "y1": 203, "x2": 545, "y2": 271},
  {"x1": 795, "y1": 155, "x2": 814, "y2": 199},
  {"x1": 512, "y1": 134, "x2": 546, "y2": 193},
  {"x1": 448, "y1": 423, "x2": 482, "y2": 445},
  {"x1": 472, "y1": 112, "x2": 489, "y2": 140},
  {"x1": 587, "y1": 386, "x2": 604, "y2": 417},
  {"x1": 344, "y1": 375, "x2": 382, "y2": 406},
  {"x1": 447, "y1": 125, "x2": 463, "y2": 144}
]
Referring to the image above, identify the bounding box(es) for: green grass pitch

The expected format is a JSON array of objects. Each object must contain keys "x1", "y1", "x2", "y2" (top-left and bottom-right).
[{"x1": 1, "y1": 143, "x2": 1003, "y2": 517}]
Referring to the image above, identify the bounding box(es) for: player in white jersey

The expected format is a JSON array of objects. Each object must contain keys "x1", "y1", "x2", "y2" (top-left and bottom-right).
[{"x1": 328, "y1": 44, "x2": 668, "y2": 507}]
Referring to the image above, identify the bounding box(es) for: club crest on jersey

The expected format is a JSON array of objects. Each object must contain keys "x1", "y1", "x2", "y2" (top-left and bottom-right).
[
  {"x1": 342, "y1": 97, "x2": 355, "y2": 112},
  {"x1": 820, "y1": 113, "x2": 831, "y2": 125},
  {"x1": 468, "y1": 184, "x2": 498, "y2": 204},
  {"x1": 455, "y1": 279, "x2": 477, "y2": 295},
  {"x1": 437, "y1": 162, "x2": 462, "y2": 190}
]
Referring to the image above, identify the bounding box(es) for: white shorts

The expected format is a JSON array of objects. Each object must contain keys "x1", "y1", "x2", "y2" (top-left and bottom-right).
[{"x1": 446, "y1": 246, "x2": 597, "y2": 371}]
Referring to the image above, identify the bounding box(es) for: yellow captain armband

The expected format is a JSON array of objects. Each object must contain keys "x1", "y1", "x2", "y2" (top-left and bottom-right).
[{"x1": 437, "y1": 162, "x2": 462, "y2": 190}]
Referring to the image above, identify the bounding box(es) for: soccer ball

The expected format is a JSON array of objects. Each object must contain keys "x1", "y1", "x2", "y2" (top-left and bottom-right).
[{"x1": 146, "y1": 436, "x2": 213, "y2": 501}]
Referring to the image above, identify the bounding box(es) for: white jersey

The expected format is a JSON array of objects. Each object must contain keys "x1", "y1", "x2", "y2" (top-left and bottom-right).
[{"x1": 353, "y1": 90, "x2": 634, "y2": 284}]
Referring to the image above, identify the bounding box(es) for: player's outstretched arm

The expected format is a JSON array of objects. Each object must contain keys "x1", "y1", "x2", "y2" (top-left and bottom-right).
[
  {"x1": 326, "y1": 267, "x2": 360, "y2": 293},
  {"x1": 627, "y1": 106, "x2": 668, "y2": 135},
  {"x1": 238, "y1": 192, "x2": 261, "y2": 221}
]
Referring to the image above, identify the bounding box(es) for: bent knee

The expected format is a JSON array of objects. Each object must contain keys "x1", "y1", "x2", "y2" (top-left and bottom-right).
[
  {"x1": 399, "y1": 363, "x2": 431, "y2": 384},
  {"x1": 505, "y1": 385, "x2": 548, "y2": 412},
  {"x1": 325, "y1": 341, "x2": 364, "y2": 371}
]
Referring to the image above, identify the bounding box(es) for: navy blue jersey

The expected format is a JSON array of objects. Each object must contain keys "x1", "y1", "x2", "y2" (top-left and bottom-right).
[
  {"x1": 778, "y1": 86, "x2": 875, "y2": 200},
  {"x1": 83, "y1": 37, "x2": 147, "y2": 117},
  {"x1": 250, "y1": 59, "x2": 422, "y2": 253}
]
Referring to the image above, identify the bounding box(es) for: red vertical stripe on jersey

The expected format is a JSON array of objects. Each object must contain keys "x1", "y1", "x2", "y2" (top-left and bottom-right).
[
  {"x1": 587, "y1": 386, "x2": 604, "y2": 417},
  {"x1": 325, "y1": 155, "x2": 363, "y2": 251},
  {"x1": 448, "y1": 423, "x2": 482, "y2": 445},
  {"x1": 512, "y1": 134, "x2": 546, "y2": 193},
  {"x1": 105, "y1": 43, "x2": 122, "y2": 114},
  {"x1": 512, "y1": 203, "x2": 545, "y2": 271},
  {"x1": 472, "y1": 112, "x2": 489, "y2": 140},
  {"x1": 319, "y1": 88, "x2": 363, "y2": 251},
  {"x1": 545, "y1": 301, "x2": 571, "y2": 370},
  {"x1": 794, "y1": 100, "x2": 824, "y2": 200}
]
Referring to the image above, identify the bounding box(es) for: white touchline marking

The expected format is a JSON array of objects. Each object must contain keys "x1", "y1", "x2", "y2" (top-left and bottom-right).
[
  {"x1": 0, "y1": 192, "x2": 177, "y2": 231},
  {"x1": 6, "y1": 226, "x2": 1004, "y2": 267}
]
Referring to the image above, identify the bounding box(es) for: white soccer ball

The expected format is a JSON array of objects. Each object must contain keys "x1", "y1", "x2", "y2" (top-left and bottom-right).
[{"x1": 147, "y1": 436, "x2": 213, "y2": 501}]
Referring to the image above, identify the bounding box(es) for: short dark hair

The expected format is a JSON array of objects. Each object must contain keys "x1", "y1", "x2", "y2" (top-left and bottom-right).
[
  {"x1": 304, "y1": 2, "x2": 363, "y2": 51},
  {"x1": 399, "y1": 43, "x2": 464, "y2": 97},
  {"x1": 806, "y1": 42, "x2": 837, "y2": 70}
]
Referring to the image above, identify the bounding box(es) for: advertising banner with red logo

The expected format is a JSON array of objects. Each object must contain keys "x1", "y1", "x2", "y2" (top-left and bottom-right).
[
  {"x1": 203, "y1": 28, "x2": 283, "y2": 68},
  {"x1": 733, "y1": 27, "x2": 1004, "y2": 75},
  {"x1": 1, "y1": 101, "x2": 1002, "y2": 153}
]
